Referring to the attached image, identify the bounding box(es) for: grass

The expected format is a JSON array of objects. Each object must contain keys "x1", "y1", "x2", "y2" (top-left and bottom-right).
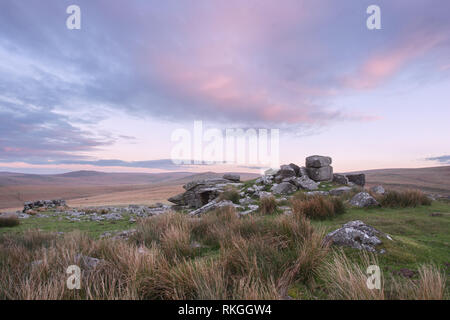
[
  {"x1": 291, "y1": 194, "x2": 346, "y2": 220},
  {"x1": 218, "y1": 186, "x2": 240, "y2": 204},
  {"x1": 378, "y1": 189, "x2": 432, "y2": 208},
  {"x1": 258, "y1": 195, "x2": 277, "y2": 215},
  {"x1": 0, "y1": 197, "x2": 448, "y2": 300},
  {"x1": 0, "y1": 211, "x2": 136, "y2": 238},
  {"x1": 0, "y1": 215, "x2": 20, "y2": 228}
]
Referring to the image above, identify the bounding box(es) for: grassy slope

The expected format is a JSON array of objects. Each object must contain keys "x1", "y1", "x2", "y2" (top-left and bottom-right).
[
  {"x1": 1, "y1": 200, "x2": 449, "y2": 299},
  {"x1": 313, "y1": 201, "x2": 450, "y2": 270},
  {"x1": 2, "y1": 201, "x2": 449, "y2": 268}
]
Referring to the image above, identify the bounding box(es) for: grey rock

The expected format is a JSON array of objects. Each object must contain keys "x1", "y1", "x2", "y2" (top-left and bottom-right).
[
  {"x1": 223, "y1": 174, "x2": 240, "y2": 182},
  {"x1": 23, "y1": 199, "x2": 67, "y2": 213},
  {"x1": 75, "y1": 254, "x2": 102, "y2": 270},
  {"x1": 271, "y1": 182, "x2": 298, "y2": 195},
  {"x1": 264, "y1": 168, "x2": 280, "y2": 176},
  {"x1": 370, "y1": 185, "x2": 385, "y2": 195},
  {"x1": 189, "y1": 200, "x2": 237, "y2": 216},
  {"x1": 324, "y1": 220, "x2": 384, "y2": 252},
  {"x1": 277, "y1": 165, "x2": 296, "y2": 179},
  {"x1": 292, "y1": 176, "x2": 319, "y2": 191},
  {"x1": 299, "y1": 166, "x2": 308, "y2": 177},
  {"x1": 349, "y1": 192, "x2": 379, "y2": 208},
  {"x1": 255, "y1": 175, "x2": 273, "y2": 185},
  {"x1": 329, "y1": 186, "x2": 353, "y2": 196},
  {"x1": 305, "y1": 155, "x2": 332, "y2": 168},
  {"x1": 259, "y1": 191, "x2": 273, "y2": 199},
  {"x1": 170, "y1": 178, "x2": 234, "y2": 208},
  {"x1": 167, "y1": 193, "x2": 185, "y2": 206},
  {"x1": 346, "y1": 174, "x2": 366, "y2": 187},
  {"x1": 239, "y1": 197, "x2": 255, "y2": 206},
  {"x1": 306, "y1": 166, "x2": 333, "y2": 181},
  {"x1": 288, "y1": 163, "x2": 300, "y2": 176},
  {"x1": 333, "y1": 174, "x2": 349, "y2": 185}
]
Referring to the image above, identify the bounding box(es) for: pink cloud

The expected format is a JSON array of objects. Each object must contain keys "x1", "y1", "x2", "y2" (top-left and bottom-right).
[{"x1": 343, "y1": 33, "x2": 445, "y2": 90}]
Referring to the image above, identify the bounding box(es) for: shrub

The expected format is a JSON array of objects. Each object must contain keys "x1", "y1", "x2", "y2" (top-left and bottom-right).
[
  {"x1": 258, "y1": 195, "x2": 277, "y2": 215},
  {"x1": 218, "y1": 186, "x2": 240, "y2": 204},
  {"x1": 291, "y1": 195, "x2": 345, "y2": 220},
  {"x1": 379, "y1": 190, "x2": 432, "y2": 208},
  {"x1": 0, "y1": 215, "x2": 20, "y2": 228}
]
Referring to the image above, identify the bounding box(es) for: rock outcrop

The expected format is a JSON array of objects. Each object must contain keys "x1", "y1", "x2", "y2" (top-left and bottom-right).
[
  {"x1": 324, "y1": 220, "x2": 392, "y2": 252},
  {"x1": 23, "y1": 199, "x2": 67, "y2": 213},
  {"x1": 168, "y1": 176, "x2": 242, "y2": 209}
]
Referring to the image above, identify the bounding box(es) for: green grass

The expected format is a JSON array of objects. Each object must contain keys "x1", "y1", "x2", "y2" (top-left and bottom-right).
[
  {"x1": 312, "y1": 201, "x2": 450, "y2": 271},
  {"x1": 0, "y1": 211, "x2": 136, "y2": 238},
  {"x1": 0, "y1": 201, "x2": 450, "y2": 299}
]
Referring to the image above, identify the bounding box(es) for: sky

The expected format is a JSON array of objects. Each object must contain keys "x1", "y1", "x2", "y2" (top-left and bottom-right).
[{"x1": 0, "y1": 0, "x2": 449, "y2": 174}]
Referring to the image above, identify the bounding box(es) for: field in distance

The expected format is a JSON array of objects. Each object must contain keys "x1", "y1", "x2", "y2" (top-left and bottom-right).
[
  {"x1": 0, "y1": 171, "x2": 259, "y2": 211},
  {"x1": 0, "y1": 166, "x2": 448, "y2": 212}
]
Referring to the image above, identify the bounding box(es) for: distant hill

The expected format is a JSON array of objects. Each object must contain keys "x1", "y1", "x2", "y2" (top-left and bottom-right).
[
  {"x1": 0, "y1": 170, "x2": 259, "y2": 210},
  {"x1": 1, "y1": 166, "x2": 448, "y2": 211},
  {"x1": 347, "y1": 166, "x2": 450, "y2": 197}
]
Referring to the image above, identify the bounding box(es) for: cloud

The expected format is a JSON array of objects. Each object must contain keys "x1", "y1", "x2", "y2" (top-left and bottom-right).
[
  {"x1": 53, "y1": 159, "x2": 192, "y2": 170},
  {"x1": 0, "y1": 0, "x2": 449, "y2": 165},
  {"x1": 0, "y1": 96, "x2": 112, "y2": 162},
  {"x1": 425, "y1": 155, "x2": 450, "y2": 164}
]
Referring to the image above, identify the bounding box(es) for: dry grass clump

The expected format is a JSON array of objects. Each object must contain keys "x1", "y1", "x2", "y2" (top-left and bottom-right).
[
  {"x1": 0, "y1": 231, "x2": 153, "y2": 299},
  {"x1": 320, "y1": 250, "x2": 447, "y2": 300},
  {"x1": 320, "y1": 249, "x2": 385, "y2": 300},
  {"x1": 379, "y1": 190, "x2": 432, "y2": 208},
  {"x1": 218, "y1": 186, "x2": 240, "y2": 204},
  {"x1": 389, "y1": 265, "x2": 446, "y2": 300},
  {"x1": 0, "y1": 215, "x2": 20, "y2": 228},
  {"x1": 258, "y1": 195, "x2": 277, "y2": 215},
  {"x1": 291, "y1": 195, "x2": 346, "y2": 220}
]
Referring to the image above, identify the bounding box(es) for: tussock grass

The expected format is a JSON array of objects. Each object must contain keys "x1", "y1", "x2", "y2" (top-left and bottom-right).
[
  {"x1": 218, "y1": 186, "x2": 240, "y2": 204},
  {"x1": 0, "y1": 204, "x2": 332, "y2": 300},
  {"x1": 320, "y1": 249, "x2": 385, "y2": 300},
  {"x1": 0, "y1": 201, "x2": 446, "y2": 300},
  {"x1": 258, "y1": 195, "x2": 277, "y2": 215},
  {"x1": 319, "y1": 249, "x2": 447, "y2": 300},
  {"x1": 379, "y1": 190, "x2": 432, "y2": 208},
  {"x1": 0, "y1": 215, "x2": 20, "y2": 228},
  {"x1": 291, "y1": 195, "x2": 346, "y2": 220},
  {"x1": 389, "y1": 265, "x2": 446, "y2": 300}
]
